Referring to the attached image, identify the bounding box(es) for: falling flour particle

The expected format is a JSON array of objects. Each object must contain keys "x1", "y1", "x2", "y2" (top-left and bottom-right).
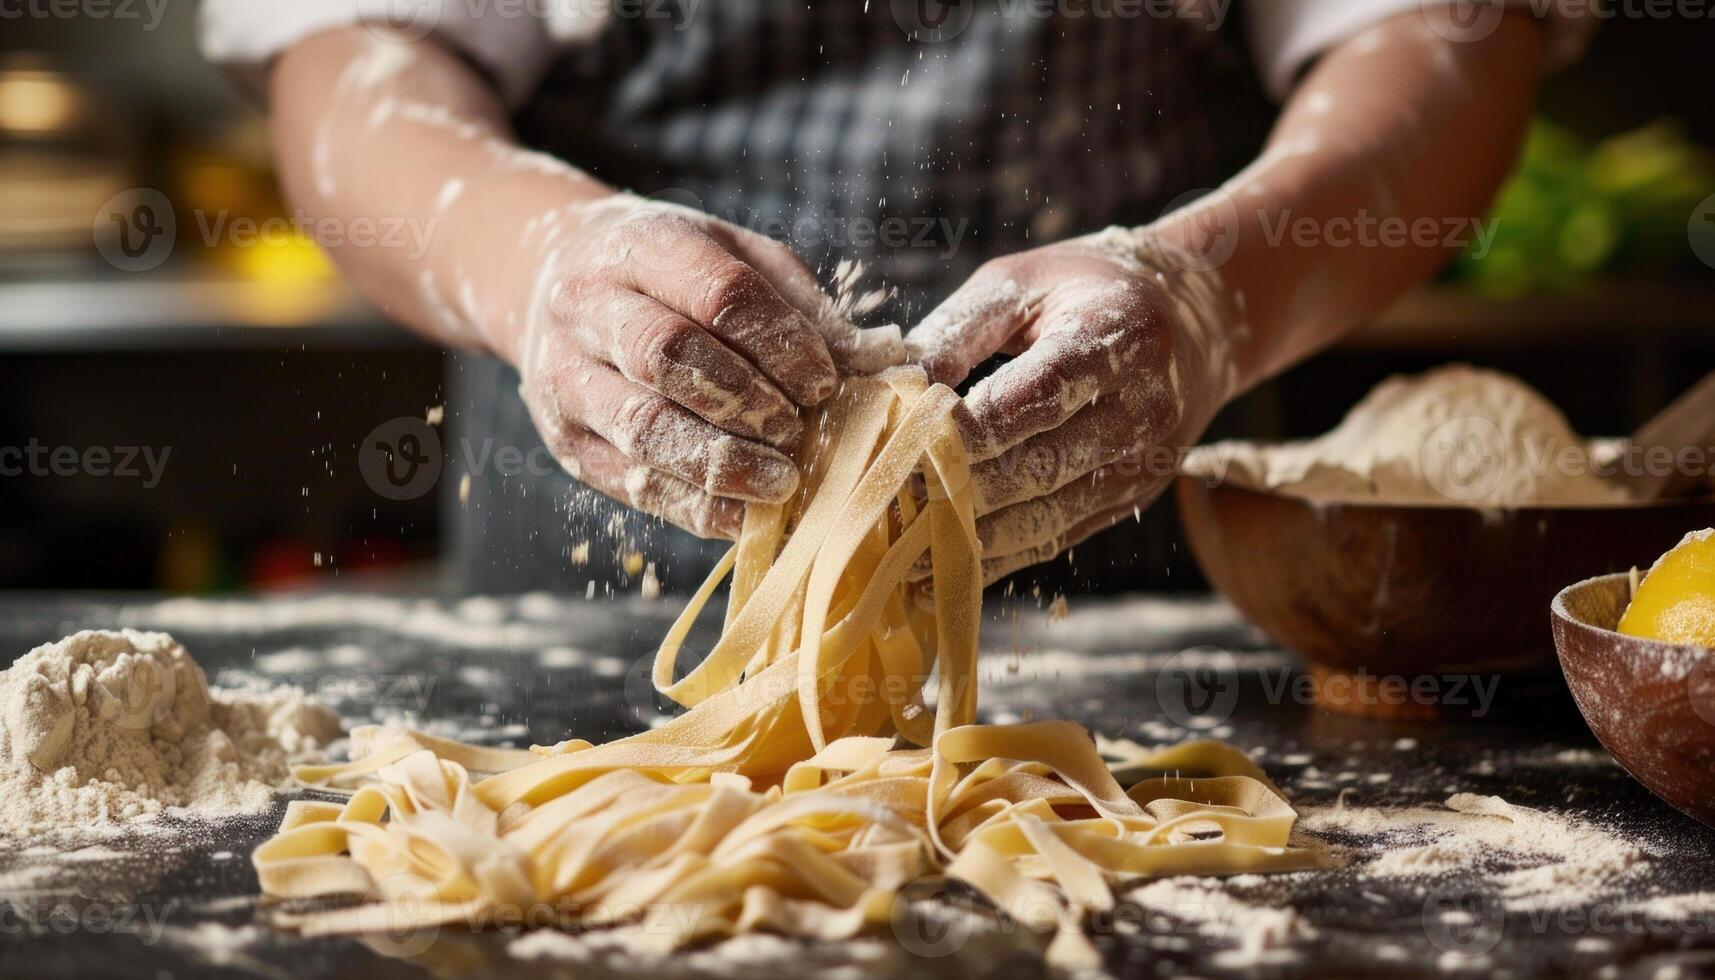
[{"x1": 0, "y1": 630, "x2": 339, "y2": 839}]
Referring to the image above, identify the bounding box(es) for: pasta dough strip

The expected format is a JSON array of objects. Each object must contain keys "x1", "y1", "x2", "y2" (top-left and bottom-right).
[{"x1": 256, "y1": 367, "x2": 1322, "y2": 963}]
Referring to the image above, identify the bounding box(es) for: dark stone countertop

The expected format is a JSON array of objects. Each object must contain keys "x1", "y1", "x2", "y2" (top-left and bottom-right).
[{"x1": 1, "y1": 591, "x2": 1712, "y2": 979}]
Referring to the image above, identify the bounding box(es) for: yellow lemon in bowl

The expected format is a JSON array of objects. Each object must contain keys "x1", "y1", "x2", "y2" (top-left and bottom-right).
[{"x1": 1619, "y1": 529, "x2": 1715, "y2": 647}]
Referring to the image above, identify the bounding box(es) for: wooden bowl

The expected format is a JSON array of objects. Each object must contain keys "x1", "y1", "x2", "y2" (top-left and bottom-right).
[
  {"x1": 1175, "y1": 477, "x2": 1715, "y2": 715},
  {"x1": 1553, "y1": 573, "x2": 1715, "y2": 829}
]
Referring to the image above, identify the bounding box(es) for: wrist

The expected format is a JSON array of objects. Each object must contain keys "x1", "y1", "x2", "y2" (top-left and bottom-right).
[
  {"x1": 1114, "y1": 220, "x2": 1251, "y2": 420},
  {"x1": 431, "y1": 173, "x2": 623, "y2": 365}
]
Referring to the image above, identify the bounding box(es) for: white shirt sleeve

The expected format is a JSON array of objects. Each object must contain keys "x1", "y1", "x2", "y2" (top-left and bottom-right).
[
  {"x1": 199, "y1": 0, "x2": 609, "y2": 105},
  {"x1": 1246, "y1": 0, "x2": 1600, "y2": 101}
]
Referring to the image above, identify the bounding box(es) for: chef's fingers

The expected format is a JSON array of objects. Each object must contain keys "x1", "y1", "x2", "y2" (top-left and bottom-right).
[
  {"x1": 976, "y1": 492, "x2": 1155, "y2": 586},
  {"x1": 957, "y1": 280, "x2": 1168, "y2": 464},
  {"x1": 968, "y1": 377, "x2": 1183, "y2": 516},
  {"x1": 549, "y1": 424, "x2": 745, "y2": 541},
  {"x1": 565, "y1": 287, "x2": 804, "y2": 448},
  {"x1": 975, "y1": 460, "x2": 1171, "y2": 565},
  {"x1": 619, "y1": 214, "x2": 837, "y2": 406},
  {"x1": 526, "y1": 350, "x2": 799, "y2": 505},
  {"x1": 708, "y1": 222, "x2": 907, "y2": 377},
  {"x1": 906, "y1": 257, "x2": 1036, "y2": 389}
]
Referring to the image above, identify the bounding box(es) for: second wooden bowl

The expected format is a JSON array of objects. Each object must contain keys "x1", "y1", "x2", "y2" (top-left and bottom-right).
[
  {"x1": 1553, "y1": 573, "x2": 1715, "y2": 829},
  {"x1": 1175, "y1": 477, "x2": 1715, "y2": 715}
]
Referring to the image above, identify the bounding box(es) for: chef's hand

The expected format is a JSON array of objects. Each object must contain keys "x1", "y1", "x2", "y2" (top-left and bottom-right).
[
  {"x1": 500, "y1": 194, "x2": 888, "y2": 541},
  {"x1": 907, "y1": 228, "x2": 1240, "y2": 584},
  {"x1": 267, "y1": 28, "x2": 904, "y2": 541}
]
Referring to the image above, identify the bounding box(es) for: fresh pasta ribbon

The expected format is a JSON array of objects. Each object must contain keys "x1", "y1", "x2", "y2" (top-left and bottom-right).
[{"x1": 259, "y1": 367, "x2": 1321, "y2": 962}]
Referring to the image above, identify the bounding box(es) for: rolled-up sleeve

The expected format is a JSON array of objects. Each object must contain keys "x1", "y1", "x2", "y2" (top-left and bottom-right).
[
  {"x1": 199, "y1": 0, "x2": 608, "y2": 105},
  {"x1": 1247, "y1": 0, "x2": 1600, "y2": 101}
]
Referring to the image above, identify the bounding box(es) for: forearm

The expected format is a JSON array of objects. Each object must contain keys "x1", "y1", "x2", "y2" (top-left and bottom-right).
[
  {"x1": 1153, "y1": 10, "x2": 1546, "y2": 392},
  {"x1": 269, "y1": 27, "x2": 611, "y2": 360}
]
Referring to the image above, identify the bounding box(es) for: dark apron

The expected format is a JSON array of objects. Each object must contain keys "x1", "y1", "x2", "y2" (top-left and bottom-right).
[{"x1": 449, "y1": 1, "x2": 1273, "y2": 594}]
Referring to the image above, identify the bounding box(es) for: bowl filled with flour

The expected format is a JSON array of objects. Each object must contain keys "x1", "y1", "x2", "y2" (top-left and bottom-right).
[{"x1": 1177, "y1": 365, "x2": 1715, "y2": 715}]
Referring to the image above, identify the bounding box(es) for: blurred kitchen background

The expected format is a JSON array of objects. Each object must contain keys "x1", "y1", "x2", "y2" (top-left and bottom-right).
[{"x1": 0, "y1": 4, "x2": 1711, "y2": 595}]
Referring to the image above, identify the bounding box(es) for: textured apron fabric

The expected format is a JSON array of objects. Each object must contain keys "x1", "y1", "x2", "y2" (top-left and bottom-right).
[{"x1": 451, "y1": 1, "x2": 1274, "y2": 594}]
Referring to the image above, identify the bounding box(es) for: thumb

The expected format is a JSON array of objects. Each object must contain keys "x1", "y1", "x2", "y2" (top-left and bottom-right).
[
  {"x1": 714, "y1": 227, "x2": 906, "y2": 377},
  {"x1": 906, "y1": 270, "x2": 1032, "y2": 388}
]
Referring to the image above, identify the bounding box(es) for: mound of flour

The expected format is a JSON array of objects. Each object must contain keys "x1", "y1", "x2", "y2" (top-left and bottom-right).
[
  {"x1": 1187, "y1": 365, "x2": 1630, "y2": 508},
  {"x1": 0, "y1": 629, "x2": 339, "y2": 838}
]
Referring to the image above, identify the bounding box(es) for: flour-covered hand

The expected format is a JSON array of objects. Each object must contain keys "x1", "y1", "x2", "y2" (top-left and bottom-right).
[
  {"x1": 907, "y1": 228, "x2": 1243, "y2": 583},
  {"x1": 506, "y1": 195, "x2": 901, "y2": 539}
]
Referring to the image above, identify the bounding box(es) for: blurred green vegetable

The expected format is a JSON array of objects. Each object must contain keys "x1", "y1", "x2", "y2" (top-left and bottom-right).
[{"x1": 1452, "y1": 119, "x2": 1715, "y2": 297}]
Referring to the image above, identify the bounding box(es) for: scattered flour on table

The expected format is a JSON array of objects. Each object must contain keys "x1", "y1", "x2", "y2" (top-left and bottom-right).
[
  {"x1": 508, "y1": 926, "x2": 901, "y2": 974},
  {"x1": 120, "y1": 593, "x2": 676, "y2": 649},
  {"x1": 1127, "y1": 875, "x2": 1316, "y2": 968},
  {"x1": 1299, "y1": 792, "x2": 1645, "y2": 908},
  {"x1": 0, "y1": 629, "x2": 340, "y2": 838}
]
